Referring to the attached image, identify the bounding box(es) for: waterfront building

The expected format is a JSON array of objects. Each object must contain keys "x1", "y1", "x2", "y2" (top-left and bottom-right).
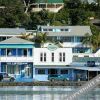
[
  {"x1": 30, "y1": 0, "x2": 64, "y2": 13},
  {"x1": 35, "y1": 25, "x2": 100, "y2": 81},
  {"x1": 0, "y1": 28, "x2": 26, "y2": 41},
  {"x1": 0, "y1": 26, "x2": 100, "y2": 82},
  {"x1": 0, "y1": 37, "x2": 34, "y2": 80}
]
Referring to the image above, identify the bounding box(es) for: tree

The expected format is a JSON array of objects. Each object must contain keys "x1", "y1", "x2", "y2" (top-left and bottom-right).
[
  {"x1": 0, "y1": 0, "x2": 30, "y2": 28},
  {"x1": 22, "y1": 0, "x2": 36, "y2": 14},
  {"x1": 82, "y1": 25, "x2": 100, "y2": 51},
  {"x1": 34, "y1": 32, "x2": 48, "y2": 47}
]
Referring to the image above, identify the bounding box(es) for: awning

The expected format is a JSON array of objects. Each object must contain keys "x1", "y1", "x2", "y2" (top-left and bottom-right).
[{"x1": 73, "y1": 67, "x2": 100, "y2": 71}]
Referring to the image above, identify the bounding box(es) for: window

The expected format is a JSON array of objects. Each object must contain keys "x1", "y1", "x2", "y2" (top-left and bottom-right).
[
  {"x1": 59, "y1": 53, "x2": 62, "y2": 62},
  {"x1": 61, "y1": 29, "x2": 64, "y2": 31},
  {"x1": 76, "y1": 37, "x2": 84, "y2": 42},
  {"x1": 61, "y1": 69, "x2": 68, "y2": 74},
  {"x1": 23, "y1": 49, "x2": 27, "y2": 56},
  {"x1": 65, "y1": 29, "x2": 68, "y2": 31},
  {"x1": 49, "y1": 29, "x2": 53, "y2": 31},
  {"x1": 66, "y1": 36, "x2": 74, "y2": 42},
  {"x1": 44, "y1": 53, "x2": 46, "y2": 62},
  {"x1": 40, "y1": 53, "x2": 47, "y2": 62},
  {"x1": 28, "y1": 48, "x2": 32, "y2": 56},
  {"x1": 0, "y1": 49, "x2": 6, "y2": 56},
  {"x1": 38, "y1": 69, "x2": 45, "y2": 74},
  {"x1": 43, "y1": 29, "x2": 47, "y2": 31},
  {"x1": 40, "y1": 53, "x2": 43, "y2": 62},
  {"x1": 17, "y1": 49, "x2": 22, "y2": 56},
  {"x1": 59, "y1": 52, "x2": 65, "y2": 62},
  {"x1": 63, "y1": 53, "x2": 65, "y2": 62},
  {"x1": 7, "y1": 49, "x2": 12, "y2": 56},
  {"x1": 51, "y1": 53, "x2": 54, "y2": 62}
]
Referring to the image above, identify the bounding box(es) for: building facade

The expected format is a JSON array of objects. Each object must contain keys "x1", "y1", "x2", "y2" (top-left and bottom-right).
[
  {"x1": 0, "y1": 37, "x2": 34, "y2": 81},
  {"x1": 0, "y1": 26, "x2": 100, "y2": 82},
  {"x1": 31, "y1": 0, "x2": 64, "y2": 13}
]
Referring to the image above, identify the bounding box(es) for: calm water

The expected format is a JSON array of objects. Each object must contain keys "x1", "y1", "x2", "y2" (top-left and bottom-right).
[{"x1": 0, "y1": 86, "x2": 100, "y2": 100}]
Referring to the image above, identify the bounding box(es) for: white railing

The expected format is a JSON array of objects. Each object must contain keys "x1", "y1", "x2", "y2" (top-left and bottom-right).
[
  {"x1": 32, "y1": 5, "x2": 63, "y2": 13},
  {"x1": 0, "y1": 57, "x2": 33, "y2": 62},
  {"x1": 64, "y1": 74, "x2": 100, "y2": 100}
]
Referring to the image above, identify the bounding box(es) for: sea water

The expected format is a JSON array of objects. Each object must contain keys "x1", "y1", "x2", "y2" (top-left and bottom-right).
[{"x1": 0, "y1": 86, "x2": 100, "y2": 100}]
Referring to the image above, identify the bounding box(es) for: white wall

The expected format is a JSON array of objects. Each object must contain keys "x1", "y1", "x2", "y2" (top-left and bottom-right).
[{"x1": 34, "y1": 48, "x2": 72, "y2": 65}]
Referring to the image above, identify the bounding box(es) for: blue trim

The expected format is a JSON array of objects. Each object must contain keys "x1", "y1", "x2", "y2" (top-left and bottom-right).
[{"x1": 0, "y1": 44, "x2": 34, "y2": 48}]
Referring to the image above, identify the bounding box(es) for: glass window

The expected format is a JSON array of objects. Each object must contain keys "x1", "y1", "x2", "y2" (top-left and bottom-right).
[
  {"x1": 76, "y1": 37, "x2": 84, "y2": 42},
  {"x1": 7, "y1": 65, "x2": 14, "y2": 74},
  {"x1": 59, "y1": 53, "x2": 62, "y2": 62},
  {"x1": 61, "y1": 69, "x2": 68, "y2": 74},
  {"x1": 1, "y1": 49, "x2": 6, "y2": 56},
  {"x1": 23, "y1": 49, "x2": 27, "y2": 56},
  {"x1": 61, "y1": 29, "x2": 64, "y2": 31},
  {"x1": 43, "y1": 29, "x2": 47, "y2": 31},
  {"x1": 7, "y1": 49, "x2": 12, "y2": 56},
  {"x1": 65, "y1": 29, "x2": 69, "y2": 31},
  {"x1": 49, "y1": 29, "x2": 53, "y2": 31},
  {"x1": 1, "y1": 63, "x2": 6, "y2": 72},
  {"x1": 38, "y1": 69, "x2": 45, "y2": 74},
  {"x1": 28, "y1": 48, "x2": 32, "y2": 56},
  {"x1": 18, "y1": 49, "x2": 22, "y2": 56},
  {"x1": 51, "y1": 53, "x2": 54, "y2": 62},
  {"x1": 12, "y1": 49, "x2": 16, "y2": 56},
  {"x1": 7, "y1": 49, "x2": 16, "y2": 56},
  {"x1": 66, "y1": 36, "x2": 74, "y2": 42},
  {"x1": 40, "y1": 53, "x2": 43, "y2": 62},
  {"x1": 44, "y1": 53, "x2": 46, "y2": 62},
  {"x1": 63, "y1": 53, "x2": 65, "y2": 62}
]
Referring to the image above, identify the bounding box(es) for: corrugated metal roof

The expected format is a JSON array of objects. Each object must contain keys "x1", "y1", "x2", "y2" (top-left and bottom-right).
[
  {"x1": 38, "y1": 26, "x2": 92, "y2": 36},
  {"x1": 0, "y1": 37, "x2": 34, "y2": 44},
  {"x1": 0, "y1": 28, "x2": 26, "y2": 35}
]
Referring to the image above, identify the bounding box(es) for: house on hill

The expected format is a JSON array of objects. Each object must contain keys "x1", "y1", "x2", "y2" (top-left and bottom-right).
[{"x1": 30, "y1": 0, "x2": 64, "y2": 13}]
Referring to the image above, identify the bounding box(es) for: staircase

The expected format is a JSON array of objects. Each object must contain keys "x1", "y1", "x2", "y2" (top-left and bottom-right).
[{"x1": 64, "y1": 74, "x2": 100, "y2": 100}]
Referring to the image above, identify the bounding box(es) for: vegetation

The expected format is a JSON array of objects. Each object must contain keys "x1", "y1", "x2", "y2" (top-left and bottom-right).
[
  {"x1": 34, "y1": 32, "x2": 48, "y2": 47},
  {"x1": 82, "y1": 25, "x2": 100, "y2": 51},
  {"x1": 0, "y1": 0, "x2": 100, "y2": 29}
]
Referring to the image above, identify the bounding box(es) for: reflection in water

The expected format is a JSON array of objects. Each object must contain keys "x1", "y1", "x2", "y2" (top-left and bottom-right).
[{"x1": 0, "y1": 86, "x2": 100, "y2": 100}]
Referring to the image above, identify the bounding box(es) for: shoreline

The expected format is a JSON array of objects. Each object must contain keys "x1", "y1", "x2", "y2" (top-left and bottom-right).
[{"x1": 0, "y1": 81, "x2": 87, "y2": 86}]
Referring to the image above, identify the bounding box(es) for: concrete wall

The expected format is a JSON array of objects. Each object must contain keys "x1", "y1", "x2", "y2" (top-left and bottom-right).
[{"x1": 33, "y1": 48, "x2": 72, "y2": 65}]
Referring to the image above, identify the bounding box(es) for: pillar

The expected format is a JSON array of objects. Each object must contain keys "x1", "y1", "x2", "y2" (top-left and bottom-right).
[
  {"x1": 88, "y1": 71, "x2": 89, "y2": 81},
  {"x1": 33, "y1": 67, "x2": 35, "y2": 79},
  {"x1": 46, "y1": 3, "x2": 47, "y2": 10},
  {"x1": 0, "y1": 62, "x2": 1, "y2": 72}
]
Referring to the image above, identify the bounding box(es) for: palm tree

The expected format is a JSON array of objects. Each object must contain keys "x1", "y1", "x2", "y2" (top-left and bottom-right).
[
  {"x1": 20, "y1": 33, "x2": 32, "y2": 40},
  {"x1": 82, "y1": 26, "x2": 100, "y2": 52},
  {"x1": 34, "y1": 32, "x2": 48, "y2": 47}
]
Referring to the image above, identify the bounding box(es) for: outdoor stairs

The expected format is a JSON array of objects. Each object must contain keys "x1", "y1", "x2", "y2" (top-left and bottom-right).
[{"x1": 64, "y1": 74, "x2": 100, "y2": 100}]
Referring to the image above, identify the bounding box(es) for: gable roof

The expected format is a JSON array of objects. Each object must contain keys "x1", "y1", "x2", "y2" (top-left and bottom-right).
[
  {"x1": 0, "y1": 37, "x2": 34, "y2": 44},
  {"x1": 0, "y1": 28, "x2": 26, "y2": 36}
]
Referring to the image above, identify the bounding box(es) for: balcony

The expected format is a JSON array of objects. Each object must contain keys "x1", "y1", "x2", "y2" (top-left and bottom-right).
[{"x1": 0, "y1": 57, "x2": 33, "y2": 62}]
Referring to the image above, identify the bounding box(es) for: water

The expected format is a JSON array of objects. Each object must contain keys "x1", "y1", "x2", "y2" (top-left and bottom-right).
[{"x1": 0, "y1": 86, "x2": 100, "y2": 100}]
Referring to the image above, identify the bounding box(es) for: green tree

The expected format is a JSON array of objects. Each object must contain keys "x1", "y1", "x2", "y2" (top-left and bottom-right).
[
  {"x1": 0, "y1": 0, "x2": 30, "y2": 28},
  {"x1": 34, "y1": 32, "x2": 48, "y2": 47},
  {"x1": 83, "y1": 25, "x2": 100, "y2": 51}
]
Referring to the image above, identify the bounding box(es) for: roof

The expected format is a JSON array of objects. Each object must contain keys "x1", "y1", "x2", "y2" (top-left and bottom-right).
[
  {"x1": 72, "y1": 66, "x2": 100, "y2": 71},
  {"x1": 36, "y1": 0, "x2": 63, "y2": 3},
  {"x1": 0, "y1": 37, "x2": 34, "y2": 44},
  {"x1": 38, "y1": 26, "x2": 92, "y2": 36},
  {"x1": 0, "y1": 28, "x2": 26, "y2": 35}
]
